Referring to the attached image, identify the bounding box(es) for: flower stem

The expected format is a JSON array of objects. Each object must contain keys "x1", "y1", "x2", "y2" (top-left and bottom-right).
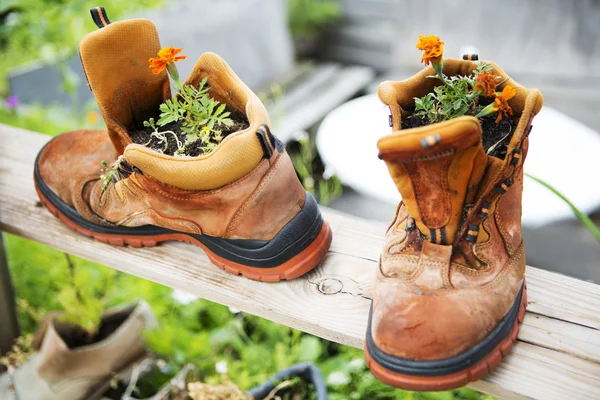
[
  {"x1": 432, "y1": 61, "x2": 450, "y2": 86},
  {"x1": 166, "y1": 63, "x2": 182, "y2": 91},
  {"x1": 526, "y1": 173, "x2": 600, "y2": 244},
  {"x1": 475, "y1": 102, "x2": 497, "y2": 119}
]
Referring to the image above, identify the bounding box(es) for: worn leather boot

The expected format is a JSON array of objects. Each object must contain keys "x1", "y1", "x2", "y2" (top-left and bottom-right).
[
  {"x1": 364, "y1": 59, "x2": 543, "y2": 390},
  {"x1": 0, "y1": 301, "x2": 156, "y2": 400},
  {"x1": 34, "y1": 13, "x2": 332, "y2": 282}
]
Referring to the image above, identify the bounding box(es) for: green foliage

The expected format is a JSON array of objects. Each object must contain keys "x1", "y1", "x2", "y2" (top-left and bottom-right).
[
  {"x1": 0, "y1": 0, "x2": 165, "y2": 94},
  {"x1": 415, "y1": 76, "x2": 475, "y2": 122},
  {"x1": 413, "y1": 62, "x2": 493, "y2": 123},
  {"x1": 289, "y1": 132, "x2": 343, "y2": 206},
  {"x1": 56, "y1": 254, "x2": 114, "y2": 333},
  {"x1": 0, "y1": 101, "x2": 102, "y2": 136},
  {"x1": 5, "y1": 237, "x2": 116, "y2": 334},
  {"x1": 146, "y1": 77, "x2": 233, "y2": 155},
  {"x1": 526, "y1": 174, "x2": 600, "y2": 244},
  {"x1": 100, "y1": 156, "x2": 124, "y2": 192},
  {"x1": 258, "y1": 84, "x2": 285, "y2": 129},
  {"x1": 288, "y1": 0, "x2": 341, "y2": 38}
]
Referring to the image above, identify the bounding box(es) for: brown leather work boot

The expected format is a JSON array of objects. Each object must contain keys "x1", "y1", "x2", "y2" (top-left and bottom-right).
[
  {"x1": 364, "y1": 59, "x2": 543, "y2": 390},
  {"x1": 34, "y1": 10, "x2": 331, "y2": 282}
]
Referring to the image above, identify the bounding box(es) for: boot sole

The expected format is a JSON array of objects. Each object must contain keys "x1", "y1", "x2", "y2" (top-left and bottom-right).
[
  {"x1": 34, "y1": 152, "x2": 332, "y2": 283},
  {"x1": 364, "y1": 281, "x2": 527, "y2": 391}
]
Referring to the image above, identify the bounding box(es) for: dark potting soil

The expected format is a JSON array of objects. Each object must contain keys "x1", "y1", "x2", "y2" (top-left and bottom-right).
[
  {"x1": 55, "y1": 309, "x2": 131, "y2": 349},
  {"x1": 129, "y1": 110, "x2": 249, "y2": 157},
  {"x1": 401, "y1": 112, "x2": 517, "y2": 159}
]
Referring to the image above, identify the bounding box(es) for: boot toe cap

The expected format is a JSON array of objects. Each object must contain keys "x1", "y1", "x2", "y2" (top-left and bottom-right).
[
  {"x1": 370, "y1": 286, "x2": 514, "y2": 361},
  {"x1": 36, "y1": 130, "x2": 115, "y2": 207}
]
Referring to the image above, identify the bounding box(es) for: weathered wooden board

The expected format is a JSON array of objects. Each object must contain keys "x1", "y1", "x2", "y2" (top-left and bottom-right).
[
  {"x1": 266, "y1": 63, "x2": 375, "y2": 142},
  {"x1": 1, "y1": 124, "x2": 599, "y2": 399}
]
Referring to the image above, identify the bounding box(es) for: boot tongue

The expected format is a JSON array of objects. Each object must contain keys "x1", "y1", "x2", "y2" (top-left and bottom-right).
[
  {"x1": 378, "y1": 116, "x2": 488, "y2": 244},
  {"x1": 79, "y1": 17, "x2": 170, "y2": 154}
]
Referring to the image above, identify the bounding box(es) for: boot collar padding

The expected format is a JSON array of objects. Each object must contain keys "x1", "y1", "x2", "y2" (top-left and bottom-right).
[
  {"x1": 378, "y1": 59, "x2": 543, "y2": 131},
  {"x1": 79, "y1": 19, "x2": 170, "y2": 155},
  {"x1": 123, "y1": 52, "x2": 273, "y2": 191}
]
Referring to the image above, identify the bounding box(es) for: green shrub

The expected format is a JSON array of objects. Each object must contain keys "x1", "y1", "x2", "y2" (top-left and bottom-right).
[{"x1": 288, "y1": 0, "x2": 341, "y2": 38}]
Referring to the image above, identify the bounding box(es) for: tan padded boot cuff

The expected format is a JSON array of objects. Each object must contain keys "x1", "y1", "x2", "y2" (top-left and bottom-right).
[{"x1": 123, "y1": 52, "x2": 272, "y2": 191}]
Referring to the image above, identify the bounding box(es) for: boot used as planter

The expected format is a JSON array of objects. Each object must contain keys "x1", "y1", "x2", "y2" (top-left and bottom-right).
[
  {"x1": 102, "y1": 361, "x2": 327, "y2": 400},
  {"x1": 34, "y1": 7, "x2": 332, "y2": 282},
  {"x1": 0, "y1": 301, "x2": 157, "y2": 400},
  {"x1": 364, "y1": 36, "x2": 543, "y2": 391}
]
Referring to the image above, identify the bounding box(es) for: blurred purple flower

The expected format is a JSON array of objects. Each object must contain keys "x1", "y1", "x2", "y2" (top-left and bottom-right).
[{"x1": 4, "y1": 96, "x2": 19, "y2": 109}]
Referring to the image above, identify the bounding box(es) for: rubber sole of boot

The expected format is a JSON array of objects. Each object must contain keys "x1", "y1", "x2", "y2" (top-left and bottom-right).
[
  {"x1": 34, "y1": 151, "x2": 332, "y2": 283},
  {"x1": 364, "y1": 281, "x2": 527, "y2": 391}
]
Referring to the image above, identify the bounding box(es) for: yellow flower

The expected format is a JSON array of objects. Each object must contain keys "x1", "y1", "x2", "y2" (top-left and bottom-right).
[
  {"x1": 473, "y1": 70, "x2": 500, "y2": 97},
  {"x1": 148, "y1": 47, "x2": 187, "y2": 75},
  {"x1": 416, "y1": 35, "x2": 444, "y2": 66},
  {"x1": 493, "y1": 85, "x2": 516, "y2": 123},
  {"x1": 87, "y1": 111, "x2": 99, "y2": 125}
]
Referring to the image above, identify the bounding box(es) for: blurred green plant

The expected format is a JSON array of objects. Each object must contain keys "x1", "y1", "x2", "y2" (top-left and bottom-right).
[
  {"x1": 289, "y1": 132, "x2": 343, "y2": 206},
  {"x1": 56, "y1": 253, "x2": 114, "y2": 333},
  {"x1": 0, "y1": 100, "x2": 102, "y2": 135},
  {"x1": 257, "y1": 83, "x2": 285, "y2": 129},
  {"x1": 287, "y1": 0, "x2": 341, "y2": 39},
  {"x1": 0, "y1": 0, "x2": 164, "y2": 93},
  {"x1": 526, "y1": 174, "x2": 600, "y2": 244}
]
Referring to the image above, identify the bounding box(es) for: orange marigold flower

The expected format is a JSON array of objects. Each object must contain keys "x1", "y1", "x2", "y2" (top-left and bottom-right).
[
  {"x1": 493, "y1": 85, "x2": 516, "y2": 123},
  {"x1": 473, "y1": 70, "x2": 500, "y2": 97},
  {"x1": 148, "y1": 47, "x2": 187, "y2": 75},
  {"x1": 416, "y1": 35, "x2": 444, "y2": 66}
]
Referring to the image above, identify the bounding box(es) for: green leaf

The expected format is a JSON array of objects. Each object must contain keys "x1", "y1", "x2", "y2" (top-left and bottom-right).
[
  {"x1": 157, "y1": 113, "x2": 178, "y2": 126},
  {"x1": 298, "y1": 336, "x2": 322, "y2": 362},
  {"x1": 455, "y1": 103, "x2": 469, "y2": 116},
  {"x1": 215, "y1": 103, "x2": 226, "y2": 116},
  {"x1": 159, "y1": 103, "x2": 170, "y2": 113},
  {"x1": 526, "y1": 174, "x2": 600, "y2": 244}
]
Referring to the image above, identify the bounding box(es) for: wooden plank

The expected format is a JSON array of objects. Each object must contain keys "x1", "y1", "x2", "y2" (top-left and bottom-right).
[
  {"x1": 318, "y1": 44, "x2": 393, "y2": 72},
  {"x1": 269, "y1": 64, "x2": 341, "y2": 115},
  {"x1": 270, "y1": 64, "x2": 375, "y2": 142},
  {"x1": 1, "y1": 124, "x2": 600, "y2": 399},
  {"x1": 322, "y1": 23, "x2": 395, "y2": 52}
]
